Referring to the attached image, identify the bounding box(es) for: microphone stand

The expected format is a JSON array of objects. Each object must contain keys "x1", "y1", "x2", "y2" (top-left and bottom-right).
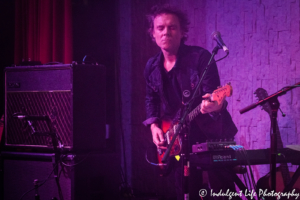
[
  {"x1": 34, "y1": 179, "x2": 40, "y2": 200},
  {"x1": 40, "y1": 117, "x2": 64, "y2": 200},
  {"x1": 240, "y1": 82, "x2": 300, "y2": 197},
  {"x1": 14, "y1": 115, "x2": 63, "y2": 200},
  {"x1": 161, "y1": 45, "x2": 225, "y2": 199},
  {"x1": 20, "y1": 115, "x2": 62, "y2": 179}
]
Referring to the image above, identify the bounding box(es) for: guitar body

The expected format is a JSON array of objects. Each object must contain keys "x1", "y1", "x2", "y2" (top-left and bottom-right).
[
  {"x1": 156, "y1": 120, "x2": 182, "y2": 176},
  {"x1": 154, "y1": 83, "x2": 233, "y2": 176},
  {"x1": 161, "y1": 120, "x2": 182, "y2": 156},
  {"x1": 257, "y1": 168, "x2": 300, "y2": 199}
]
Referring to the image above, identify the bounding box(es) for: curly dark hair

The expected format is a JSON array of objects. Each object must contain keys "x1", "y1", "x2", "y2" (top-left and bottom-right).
[{"x1": 147, "y1": 4, "x2": 190, "y2": 42}]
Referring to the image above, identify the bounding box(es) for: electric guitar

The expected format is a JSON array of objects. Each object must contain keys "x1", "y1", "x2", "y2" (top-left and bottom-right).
[
  {"x1": 156, "y1": 83, "x2": 233, "y2": 175},
  {"x1": 255, "y1": 88, "x2": 300, "y2": 197}
]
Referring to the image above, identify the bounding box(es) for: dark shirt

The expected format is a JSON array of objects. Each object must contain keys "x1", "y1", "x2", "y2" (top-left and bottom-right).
[{"x1": 161, "y1": 62, "x2": 182, "y2": 119}]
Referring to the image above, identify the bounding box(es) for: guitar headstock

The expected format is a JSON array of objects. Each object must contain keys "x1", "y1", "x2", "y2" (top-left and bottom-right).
[
  {"x1": 254, "y1": 88, "x2": 272, "y2": 115},
  {"x1": 211, "y1": 82, "x2": 233, "y2": 105}
]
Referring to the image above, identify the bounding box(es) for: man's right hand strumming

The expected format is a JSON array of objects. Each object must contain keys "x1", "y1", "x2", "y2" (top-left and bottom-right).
[{"x1": 150, "y1": 123, "x2": 166, "y2": 149}]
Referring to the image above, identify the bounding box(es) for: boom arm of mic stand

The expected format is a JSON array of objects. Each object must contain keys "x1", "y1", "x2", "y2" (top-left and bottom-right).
[
  {"x1": 239, "y1": 82, "x2": 300, "y2": 193},
  {"x1": 161, "y1": 46, "x2": 221, "y2": 163},
  {"x1": 239, "y1": 81, "x2": 300, "y2": 114}
]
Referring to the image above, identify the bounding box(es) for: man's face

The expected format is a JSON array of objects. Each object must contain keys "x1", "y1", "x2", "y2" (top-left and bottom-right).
[{"x1": 152, "y1": 13, "x2": 183, "y2": 53}]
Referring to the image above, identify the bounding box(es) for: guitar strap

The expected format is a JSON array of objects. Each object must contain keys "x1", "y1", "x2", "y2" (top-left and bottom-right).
[{"x1": 179, "y1": 68, "x2": 194, "y2": 105}]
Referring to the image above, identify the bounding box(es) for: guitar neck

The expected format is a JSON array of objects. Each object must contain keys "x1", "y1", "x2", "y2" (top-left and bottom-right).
[
  {"x1": 188, "y1": 104, "x2": 202, "y2": 122},
  {"x1": 273, "y1": 118, "x2": 291, "y2": 185},
  {"x1": 187, "y1": 83, "x2": 232, "y2": 122}
]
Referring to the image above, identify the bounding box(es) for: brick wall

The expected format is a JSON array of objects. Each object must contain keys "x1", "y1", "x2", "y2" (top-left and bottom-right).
[
  {"x1": 202, "y1": 0, "x2": 300, "y2": 180},
  {"x1": 119, "y1": 0, "x2": 300, "y2": 197}
]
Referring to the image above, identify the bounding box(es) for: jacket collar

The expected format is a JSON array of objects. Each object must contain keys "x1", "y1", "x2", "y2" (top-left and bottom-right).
[{"x1": 152, "y1": 43, "x2": 187, "y2": 70}]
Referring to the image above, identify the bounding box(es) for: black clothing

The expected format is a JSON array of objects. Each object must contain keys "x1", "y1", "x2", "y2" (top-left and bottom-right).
[
  {"x1": 161, "y1": 64, "x2": 182, "y2": 118},
  {"x1": 143, "y1": 44, "x2": 239, "y2": 200}
]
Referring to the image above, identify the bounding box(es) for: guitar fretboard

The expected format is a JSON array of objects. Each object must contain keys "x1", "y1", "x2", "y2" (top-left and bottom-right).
[{"x1": 188, "y1": 104, "x2": 202, "y2": 122}]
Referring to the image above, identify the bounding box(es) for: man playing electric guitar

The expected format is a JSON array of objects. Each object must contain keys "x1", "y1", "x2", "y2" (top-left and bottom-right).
[{"x1": 143, "y1": 4, "x2": 239, "y2": 200}]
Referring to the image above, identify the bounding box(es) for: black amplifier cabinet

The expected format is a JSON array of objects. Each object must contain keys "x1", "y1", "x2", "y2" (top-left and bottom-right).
[
  {"x1": 4, "y1": 64, "x2": 106, "y2": 152},
  {"x1": 0, "y1": 151, "x2": 120, "y2": 200}
]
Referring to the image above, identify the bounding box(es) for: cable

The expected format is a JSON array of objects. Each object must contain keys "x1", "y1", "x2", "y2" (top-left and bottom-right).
[
  {"x1": 204, "y1": 50, "x2": 229, "y2": 69},
  {"x1": 19, "y1": 162, "x2": 59, "y2": 200},
  {"x1": 81, "y1": 55, "x2": 98, "y2": 64},
  {"x1": 145, "y1": 146, "x2": 167, "y2": 166},
  {"x1": 229, "y1": 145, "x2": 257, "y2": 198},
  {"x1": 214, "y1": 51, "x2": 229, "y2": 63},
  {"x1": 241, "y1": 148, "x2": 257, "y2": 192},
  {"x1": 60, "y1": 152, "x2": 92, "y2": 167},
  {"x1": 55, "y1": 176, "x2": 64, "y2": 200},
  {"x1": 19, "y1": 187, "x2": 36, "y2": 200},
  {"x1": 185, "y1": 52, "x2": 230, "y2": 101}
]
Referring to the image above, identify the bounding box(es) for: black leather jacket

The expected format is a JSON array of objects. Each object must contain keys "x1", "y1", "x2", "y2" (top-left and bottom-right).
[{"x1": 143, "y1": 44, "x2": 237, "y2": 140}]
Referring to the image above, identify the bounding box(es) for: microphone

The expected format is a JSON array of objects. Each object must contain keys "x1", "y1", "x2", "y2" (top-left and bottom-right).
[{"x1": 211, "y1": 31, "x2": 229, "y2": 53}]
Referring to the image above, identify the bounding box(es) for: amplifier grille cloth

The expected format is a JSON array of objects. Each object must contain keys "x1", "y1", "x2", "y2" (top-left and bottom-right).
[{"x1": 6, "y1": 91, "x2": 72, "y2": 147}]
